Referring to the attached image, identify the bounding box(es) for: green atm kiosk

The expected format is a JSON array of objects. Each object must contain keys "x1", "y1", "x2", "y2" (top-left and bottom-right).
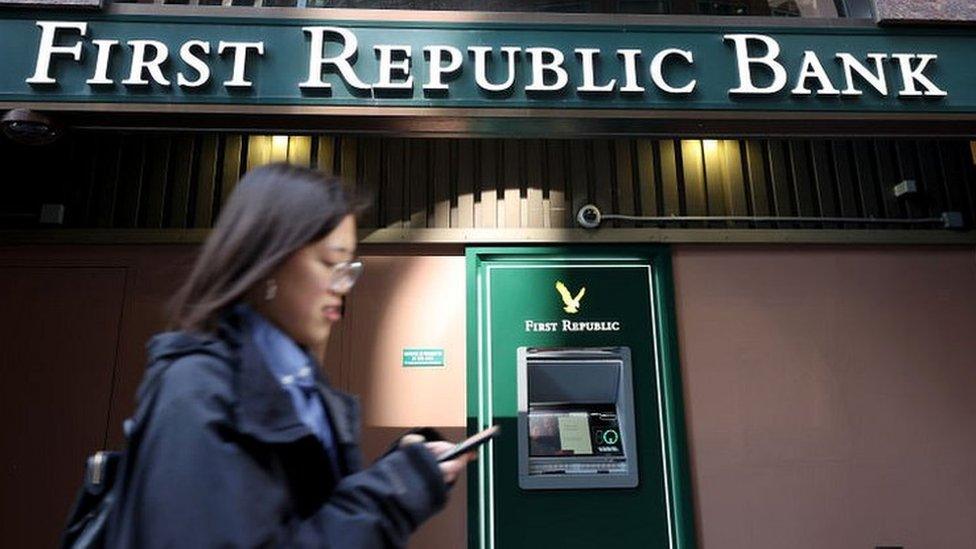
[{"x1": 467, "y1": 247, "x2": 695, "y2": 549}]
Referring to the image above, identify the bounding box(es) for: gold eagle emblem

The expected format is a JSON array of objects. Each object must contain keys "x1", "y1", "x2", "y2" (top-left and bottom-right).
[{"x1": 555, "y1": 281, "x2": 586, "y2": 314}]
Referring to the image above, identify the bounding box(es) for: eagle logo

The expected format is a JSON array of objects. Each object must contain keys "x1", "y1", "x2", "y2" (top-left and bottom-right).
[{"x1": 555, "y1": 281, "x2": 586, "y2": 314}]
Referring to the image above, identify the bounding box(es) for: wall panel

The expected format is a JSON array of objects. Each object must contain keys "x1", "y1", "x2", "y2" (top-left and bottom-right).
[
  {"x1": 4, "y1": 133, "x2": 975, "y2": 233},
  {"x1": 673, "y1": 246, "x2": 976, "y2": 548},
  {"x1": 0, "y1": 245, "x2": 469, "y2": 549},
  {"x1": 0, "y1": 265, "x2": 126, "y2": 548}
]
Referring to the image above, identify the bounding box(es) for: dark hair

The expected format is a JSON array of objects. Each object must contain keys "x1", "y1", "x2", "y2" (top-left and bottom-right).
[{"x1": 169, "y1": 163, "x2": 356, "y2": 332}]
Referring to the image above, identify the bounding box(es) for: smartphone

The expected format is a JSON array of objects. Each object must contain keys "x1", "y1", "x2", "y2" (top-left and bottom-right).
[{"x1": 437, "y1": 425, "x2": 501, "y2": 463}]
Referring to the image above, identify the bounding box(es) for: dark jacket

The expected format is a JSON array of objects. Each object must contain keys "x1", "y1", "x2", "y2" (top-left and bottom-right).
[{"x1": 105, "y1": 311, "x2": 447, "y2": 548}]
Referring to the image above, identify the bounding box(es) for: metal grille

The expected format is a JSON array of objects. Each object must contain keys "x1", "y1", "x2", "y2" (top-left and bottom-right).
[
  {"x1": 105, "y1": 0, "x2": 849, "y2": 16},
  {"x1": 1, "y1": 132, "x2": 973, "y2": 231}
]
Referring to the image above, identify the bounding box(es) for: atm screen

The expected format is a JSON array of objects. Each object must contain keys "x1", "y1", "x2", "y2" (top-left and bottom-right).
[
  {"x1": 528, "y1": 405, "x2": 624, "y2": 457},
  {"x1": 518, "y1": 347, "x2": 638, "y2": 488}
]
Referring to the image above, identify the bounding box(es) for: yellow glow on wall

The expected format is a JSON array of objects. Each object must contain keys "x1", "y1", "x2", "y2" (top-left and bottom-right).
[
  {"x1": 703, "y1": 139, "x2": 719, "y2": 155},
  {"x1": 287, "y1": 136, "x2": 312, "y2": 166},
  {"x1": 246, "y1": 135, "x2": 271, "y2": 171},
  {"x1": 245, "y1": 135, "x2": 318, "y2": 170},
  {"x1": 271, "y1": 135, "x2": 289, "y2": 162}
]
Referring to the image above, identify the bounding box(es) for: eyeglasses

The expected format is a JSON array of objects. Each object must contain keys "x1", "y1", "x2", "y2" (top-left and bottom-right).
[{"x1": 328, "y1": 260, "x2": 363, "y2": 293}]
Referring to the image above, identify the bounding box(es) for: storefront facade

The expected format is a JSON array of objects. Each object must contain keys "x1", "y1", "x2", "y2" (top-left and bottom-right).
[{"x1": 1, "y1": 1, "x2": 975, "y2": 548}]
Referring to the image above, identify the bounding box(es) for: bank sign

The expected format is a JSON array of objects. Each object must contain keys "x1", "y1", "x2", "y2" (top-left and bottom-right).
[{"x1": 1, "y1": 12, "x2": 975, "y2": 112}]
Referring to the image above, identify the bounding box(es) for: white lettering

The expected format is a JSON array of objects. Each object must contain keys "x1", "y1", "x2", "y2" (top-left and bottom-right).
[
  {"x1": 218, "y1": 41, "x2": 263, "y2": 88},
  {"x1": 560, "y1": 320, "x2": 622, "y2": 332},
  {"x1": 469, "y1": 46, "x2": 520, "y2": 92},
  {"x1": 791, "y1": 50, "x2": 840, "y2": 96},
  {"x1": 575, "y1": 48, "x2": 615, "y2": 93},
  {"x1": 616, "y1": 49, "x2": 645, "y2": 93},
  {"x1": 85, "y1": 39, "x2": 118, "y2": 86},
  {"x1": 525, "y1": 47, "x2": 569, "y2": 92},
  {"x1": 177, "y1": 40, "x2": 210, "y2": 88},
  {"x1": 423, "y1": 45, "x2": 462, "y2": 91},
  {"x1": 892, "y1": 53, "x2": 947, "y2": 97},
  {"x1": 724, "y1": 33, "x2": 788, "y2": 95},
  {"x1": 836, "y1": 53, "x2": 888, "y2": 96},
  {"x1": 122, "y1": 40, "x2": 170, "y2": 87},
  {"x1": 300, "y1": 26, "x2": 371, "y2": 91},
  {"x1": 374, "y1": 44, "x2": 413, "y2": 90},
  {"x1": 27, "y1": 21, "x2": 87, "y2": 85},
  {"x1": 650, "y1": 48, "x2": 696, "y2": 94},
  {"x1": 524, "y1": 320, "x2": 560, "y2": 332}
]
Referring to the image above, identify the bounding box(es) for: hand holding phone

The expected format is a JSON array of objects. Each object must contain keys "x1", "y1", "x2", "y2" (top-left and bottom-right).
[{"x1": 437, "y1": 425, "x2": 501, "y2": 463}]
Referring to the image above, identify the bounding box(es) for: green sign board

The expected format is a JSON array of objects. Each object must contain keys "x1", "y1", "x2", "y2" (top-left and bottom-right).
[
  {"x1": 402, "y1": 348, "x2": 445, "y2": 367},
  {"x1": 1, "y1": 11, "x2": 975, "y2": 112},
  {"x1": 466, "y1": 247, "x2": 694, "y2": 549}
]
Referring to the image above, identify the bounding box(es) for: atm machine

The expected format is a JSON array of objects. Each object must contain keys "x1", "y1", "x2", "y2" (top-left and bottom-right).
[
  {"x1": 471, "y1": 249, "x2": 693, "y2": 548},
  {"x1": 516, "y1": 347, "x2": 639, "y2": 490}
]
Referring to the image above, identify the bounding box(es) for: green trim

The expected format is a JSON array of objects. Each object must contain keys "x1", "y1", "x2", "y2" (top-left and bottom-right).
[
  {"x1": 651, "y1": 249, "x2": 697, "y2": 548},
  {"x1": 464, "y1": 247, "x2": 482, "y2": 549}
]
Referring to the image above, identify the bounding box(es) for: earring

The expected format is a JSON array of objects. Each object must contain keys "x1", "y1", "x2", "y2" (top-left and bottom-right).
[{"x1": 264, "y1": 278, "x2": 278, "y2": 301}]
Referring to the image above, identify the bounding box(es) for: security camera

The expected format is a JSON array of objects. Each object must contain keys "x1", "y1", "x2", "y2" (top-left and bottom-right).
[
  {"x1": 576, "y1": 204, "x2": 602, "y2": 229},
  {"x1": 1, "y1": 109, "x2": 63, "y2": 145}
]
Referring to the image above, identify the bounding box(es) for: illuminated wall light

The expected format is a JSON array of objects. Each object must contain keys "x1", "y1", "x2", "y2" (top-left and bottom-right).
[
  {"x1": 703, "y1": 139, "x2": 719, "y2": 155},
  {"x1": 271, "y1": 135, "x2": 290, "y2": 162}
]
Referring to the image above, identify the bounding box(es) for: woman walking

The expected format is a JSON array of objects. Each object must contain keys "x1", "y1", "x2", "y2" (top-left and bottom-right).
[{"x1": 105, "y1": 164, "x2": 473, "y2": 548}]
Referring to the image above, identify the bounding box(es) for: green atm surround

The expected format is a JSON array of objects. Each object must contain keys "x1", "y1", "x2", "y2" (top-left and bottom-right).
[{"x1": 466, "y1": 246, "x2": 696, "y2": 549}]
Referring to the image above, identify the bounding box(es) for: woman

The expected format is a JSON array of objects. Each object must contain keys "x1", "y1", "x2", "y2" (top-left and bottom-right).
[{"x1": 105, "y1": 164, "x2": 473, "y2": 548}]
